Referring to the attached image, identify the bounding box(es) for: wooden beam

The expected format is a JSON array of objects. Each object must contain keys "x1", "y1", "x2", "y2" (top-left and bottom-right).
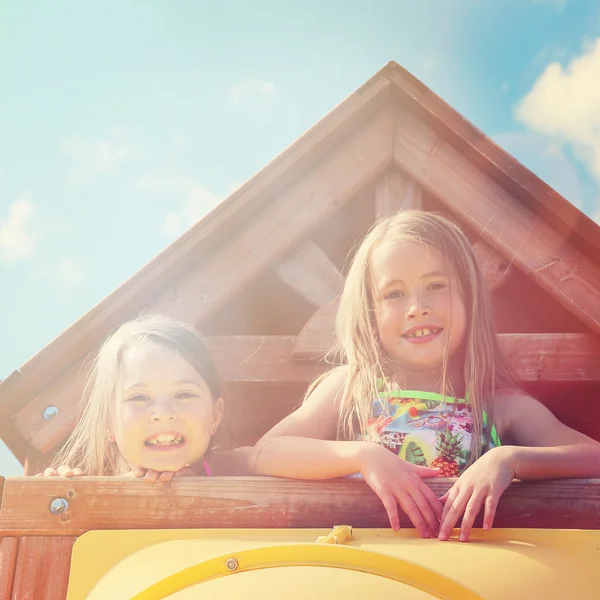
[
  {"x1": 11, "y1": 536, "x2": 75, "y2": 600},
  {"x1": 472, "y1": 238, "x2": 513, "y2": 291},
  {"x1": 0, "y1": 76, "x2": 393, "y2": 424},
  {"x1": 385, "y1": 62, "x2": 600, "y2": 266},
  {"x1": 292, "y1": 296, "x2": 340, "y2": 359},
  {"x1": 375, "y1": 169, "x2": 422, "y2": 219},
  {"x1": 275, "y1": 241, "x2": 343, "y2": 308},
  {"x1": 0, "y1": 537, "x2": 19, "y2": 599},
  {"x1": 1, "y1": 476, "x2": 599, "y2": 535},
  {"x1": 392, "y1": 108, "x2": 600, "y2": 335},
  {"x1": 13, "y1": 333, "x2": 600, "y2": 455}
]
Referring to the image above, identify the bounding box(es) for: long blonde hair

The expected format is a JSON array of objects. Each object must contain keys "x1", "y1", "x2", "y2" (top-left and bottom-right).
[
  {"x1": 321, "y1": 210, "x2": 516, "y2": 465},
  {"x1": 52, "y1": 313, "x2": 222, "y2": 475}
]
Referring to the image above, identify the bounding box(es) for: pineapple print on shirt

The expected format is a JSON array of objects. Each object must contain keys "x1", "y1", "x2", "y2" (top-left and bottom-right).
[{"x1": 365, "y1": 389, "x2": 500, "y2": 476}]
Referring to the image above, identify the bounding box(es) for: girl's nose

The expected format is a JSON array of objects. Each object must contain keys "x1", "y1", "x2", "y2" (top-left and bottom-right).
[
  {"x1": 150, "y1": 397, "x2": 177, "y2": 422},
  {"x1": 405, "y1": 299, "x2": 431, "y2": 319}
]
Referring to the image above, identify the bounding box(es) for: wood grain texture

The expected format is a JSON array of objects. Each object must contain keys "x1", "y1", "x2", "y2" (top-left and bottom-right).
[
  {"x1": 384, "y1": 61, "x2": 600, "y2": 265},
  {"x1": 0, "y1": 537, "x2": 18, "y2": 600},
  {"x1": 472, "y1": 238, "x2": 513, "y2": 291},
  {"x1": 0, "y1": 477, "x2": 599, "y2": 536},
  {"x1": 11, "y1": 536, "x2": 74, "y2": 600},
  {"x1": 375, "y1": 169, "x2": 422, "y2": 218},
  {"x1": 275, "y1": 241, "x2": 343, "y2": 308}
]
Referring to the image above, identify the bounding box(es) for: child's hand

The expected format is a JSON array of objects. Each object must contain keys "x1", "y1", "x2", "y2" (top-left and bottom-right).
[
  {"x1": 438, "y1": 446, "x2": 516, "y2": 542},
  {"x1": 36, "y1": 465, "x2": 83, "y2": 477},
  {"x1": 359, "y1": 443, "x2": 443, "y2": 538},
  {"x1": 129, "y1": 466, "x2": 197, "y2": 483}
]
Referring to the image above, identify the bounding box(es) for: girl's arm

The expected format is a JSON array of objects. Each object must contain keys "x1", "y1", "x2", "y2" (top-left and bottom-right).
[
  {"x1": 493, "y1": 390, "x2": 600, "y2": 479},
  {"x1": 251, "y1": 369, "x2": 347, "y2": 477},
  {"x1": 438, "y1": 390, "x2": 600, "y2": 542},
  {"x1": 250, "y1": 370, "x2": 443, "y2": 538}
]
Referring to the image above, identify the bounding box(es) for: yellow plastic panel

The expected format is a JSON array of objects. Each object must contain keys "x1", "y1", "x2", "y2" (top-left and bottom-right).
[{"x1": 67, "y1": 528, "x2": 600, "y2": 600}]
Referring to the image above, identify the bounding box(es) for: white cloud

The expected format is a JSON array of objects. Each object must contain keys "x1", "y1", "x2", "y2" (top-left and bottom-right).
[
  {"x1": 34, "y1": 257, "x2": 87, "y2": 291},
  {"x1": 0, "y1": 199, "x2": 37, "y2": 264},
  {"x1": 230, "y1": 78, "x2": 276, "y2": 104},
  {"x1": 61, "y1": 128, "x2": 138, "y2": 180},
  {"x1": 136, "y1": 175, "x2": 220, "y2": 238},
  {"x1": 515, "y1": 38, "x2": 600, "y2": 184}
]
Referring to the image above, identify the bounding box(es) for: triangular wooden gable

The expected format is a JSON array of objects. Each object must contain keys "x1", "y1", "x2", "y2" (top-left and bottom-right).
[{"x1": 2, "y1": 61, "x2": 600, "y2": 474}]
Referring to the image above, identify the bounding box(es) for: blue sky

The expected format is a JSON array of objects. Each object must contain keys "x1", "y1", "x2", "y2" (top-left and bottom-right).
[{"x1": 1, "y1": 0, "x2": 600, "y2": 474}]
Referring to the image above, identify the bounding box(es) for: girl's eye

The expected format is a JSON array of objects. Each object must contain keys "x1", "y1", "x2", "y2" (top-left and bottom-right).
[
  {"x1": 384, "y1": 290, "x2": 405, "y2": 300},
  {"x1": 175, "y1": 391, "x2": 199, "y2": 400},
  {"x1": 428, "y1": 282, "x2": 447, "y2": 291},
  {"x1": 127, "y1": 394, "x2": 151, "y2": 403}
]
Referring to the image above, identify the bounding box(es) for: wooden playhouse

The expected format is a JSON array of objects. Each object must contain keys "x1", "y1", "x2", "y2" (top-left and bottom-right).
[{"x1": 0, "y1": 62, "x2": 599, "y2": 599}]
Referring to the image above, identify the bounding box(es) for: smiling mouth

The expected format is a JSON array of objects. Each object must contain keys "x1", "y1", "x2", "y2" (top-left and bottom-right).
[
  {"x1": 144, "y1": 433, "x2": 185, "y2": 447},
  {"x1": 402, "y1": 327, "x2": 443, "y2": 339}
]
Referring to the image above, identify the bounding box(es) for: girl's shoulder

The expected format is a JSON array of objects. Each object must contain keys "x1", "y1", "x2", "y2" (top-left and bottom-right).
[
  {"x1": 304, "y1": 366, "x2": 349, "y2": 405},
  {"x1": 492, "y1": 386, "x2": 539, "y2": 440}
]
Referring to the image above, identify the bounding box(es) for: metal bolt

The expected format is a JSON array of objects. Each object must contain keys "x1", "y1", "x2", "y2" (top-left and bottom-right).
[
  {"x1": 43, "y1": 405, "x2": 59, "y2": 421},
  {"x1": 225, "y1": 558, "x2": 239, "y2": 571},
  {"x1": 49, "y1": 498, "x2": 69, "y2": 515}
]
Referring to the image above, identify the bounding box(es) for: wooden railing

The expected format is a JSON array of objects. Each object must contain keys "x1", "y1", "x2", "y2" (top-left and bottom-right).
[
  {"x1": 2, "y1": 476, "x2": 600, "y2": 535},
  {"x1": 0, "y1": 477, "x2": 599, "y2": 599}
]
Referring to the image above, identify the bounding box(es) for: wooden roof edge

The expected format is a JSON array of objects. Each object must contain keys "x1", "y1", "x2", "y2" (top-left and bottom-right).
[
  {"x1": 384, "y1": 61, "x2": 600, "y2": 262},
  {"x1": 0, "y1": 64, "x2": 394, "y2": 419}
]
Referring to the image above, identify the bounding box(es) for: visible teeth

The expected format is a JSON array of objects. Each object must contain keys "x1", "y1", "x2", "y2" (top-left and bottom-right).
[
  {"x1": 409, "y1": 328, "x2": 435, "y2": 338},
  {"x1": 146, "y1": 434, "x2": 183, "y2": 446}
]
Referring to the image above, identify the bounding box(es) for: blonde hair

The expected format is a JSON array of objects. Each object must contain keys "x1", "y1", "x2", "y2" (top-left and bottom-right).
[
  {"x1": 319, "y1": 210, "x2": 516, "y2": 466},
  {"x1": 52, "y1": 313, "x2": 222, "y2": 475}
]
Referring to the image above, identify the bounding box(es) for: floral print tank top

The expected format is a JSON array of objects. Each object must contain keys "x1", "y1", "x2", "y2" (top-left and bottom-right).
[{"x1": 365, "y1": 388, "x2": 501, "y2": 476}]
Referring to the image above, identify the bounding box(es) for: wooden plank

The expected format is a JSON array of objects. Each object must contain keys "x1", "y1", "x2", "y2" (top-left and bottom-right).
[
  {"x1": 502, "y1": 334, "x2": 600, "y2": 382},
  {"x1": 0, "y1": 75, "x2": 392, "y2": 425},
  {"x1": 153, "y1": 107, "x2": 394, "y2": 322},
  {"x1": 11, "y1": 536, "x2": 74, "y2": 600},
  {"x1": 0, "y1": 477, "x2": 599, "y2": 536},
  {"x1": 0, "y1": 537, "x2": 18, "y2": 600},
  {"x1": 385, "y1": 62, "x2": 600, "y2": 266},
  {"x1": 375, "y1": 169, "x2": 422, "y2": 219},
  {"x1": 292, "y1": 297, "x2": 340, "y2": 360},
  {"x1": 13, "y1": 333, "x2": 600, "y2": 455},
  {"x1": 472, "y1": 238, "x2": 513, "y2": 291},
  {"x1": 392, "y1": 108, "x2": 600, "y2": 335},
  {"x1": 11, "y1": 536, "x2": 43, "y2": 600},
  {"x1": 275, "y1": 241, "x2": 343, "y2": 308}
]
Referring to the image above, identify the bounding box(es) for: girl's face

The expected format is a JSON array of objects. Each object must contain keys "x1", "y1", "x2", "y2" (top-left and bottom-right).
[
  {"x1": 109, "y1": 341, "x2": 223, "y2": 472},
  {"x1": 370, "y1": 240, "x2": 467, "y2": 379}
]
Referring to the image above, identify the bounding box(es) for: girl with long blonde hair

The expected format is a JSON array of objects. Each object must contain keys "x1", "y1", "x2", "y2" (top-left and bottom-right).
[
  {"x1": 43, "y1": 314, "x2": 248, "y2": 482},
  {"x1": 251, "y1": 210, "x2": 600, "y2": 542}
]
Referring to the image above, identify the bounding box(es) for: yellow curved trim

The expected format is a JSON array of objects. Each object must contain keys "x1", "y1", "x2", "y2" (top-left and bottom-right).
[{"x1": 130, "y1": 543, "x2": 484, "y2": 600}]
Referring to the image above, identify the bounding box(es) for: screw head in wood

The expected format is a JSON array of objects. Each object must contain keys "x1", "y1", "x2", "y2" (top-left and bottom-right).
[
  {"x1": 43, "y1": 405, "x2": 59, "y2": 420},
  {"x1": 49, "y1": 497, "x2": 69, "y2": 515},
  {"x1": 225, "y1": 558, "x2": 239, "y2": 571}
]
